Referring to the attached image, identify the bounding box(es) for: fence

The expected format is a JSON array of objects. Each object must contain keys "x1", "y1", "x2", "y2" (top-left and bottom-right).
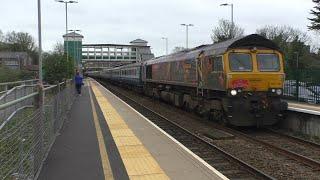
[
  {"x1": 0, "y1": 80, "x2": 75, "y2": 180},
  {"x1": 283, "y1": 69, "x2": 320, "y2": 104},
  {"x1": 0, "y1": 85, "x2": 38, "y2": 125},
  {"x1": 0, "y1": 79, "x2": 39, "y2": 96}
]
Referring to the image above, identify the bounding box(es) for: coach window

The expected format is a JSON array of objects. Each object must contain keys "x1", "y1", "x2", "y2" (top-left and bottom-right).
[
  {"x1": 146, "y1": 65, "x2": 152, "y2": 79},
  {"x1": 212, "y1": 56, "x2": 223, "y2": 72}
]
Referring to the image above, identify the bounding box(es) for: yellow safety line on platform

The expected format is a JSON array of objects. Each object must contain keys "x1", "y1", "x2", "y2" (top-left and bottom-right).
[
  {"x1": 91, "y1": 81, "x2": 169, "y2": 180},
  {"x1": 88, "y1": 81, "x2": 114, "y2": 180}
]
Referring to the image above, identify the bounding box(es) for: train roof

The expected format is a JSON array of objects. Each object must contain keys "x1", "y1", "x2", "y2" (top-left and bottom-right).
[
  {"x1": 103, "y1": 62, "x2": 142, "y2": 72},
  {"x1": 145, "y1": 34, "x2": 281, "y2": 65}
]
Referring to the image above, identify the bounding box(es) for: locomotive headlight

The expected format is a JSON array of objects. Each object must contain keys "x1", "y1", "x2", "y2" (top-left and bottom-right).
[
  {"x1": 271, "y1": 89, "x2": 276, "y2": 93},
  {"x1": 276, "y1": 89, "x2": 282, "y2": 95},
  {"x1": 230, "y1": 89, "x2": 237, "y2": 96}
]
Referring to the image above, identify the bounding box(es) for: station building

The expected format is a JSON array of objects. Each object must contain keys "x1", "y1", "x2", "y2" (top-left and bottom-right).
[{"x1": 63, "y1": 33, "x2": 154, "y2": 72}]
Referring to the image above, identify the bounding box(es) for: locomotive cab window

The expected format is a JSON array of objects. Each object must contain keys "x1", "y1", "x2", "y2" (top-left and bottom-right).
[
  {"x1": 257, "y1": 54, "x2": 280, "y2": 72},
  {"x1": 229, "y1": 53, "x2": 252, "y2": 72},
  {"x1": 212, "y1": 56, "x2": 223, "y2": 72}
]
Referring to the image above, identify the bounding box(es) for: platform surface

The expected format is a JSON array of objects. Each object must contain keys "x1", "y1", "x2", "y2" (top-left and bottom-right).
[
  {"x1": 38, "y1": 79, "x2": 227, "y2": 180},
  {"x1": 287, "y1": 101, "x2": 320, "y2": 115}
]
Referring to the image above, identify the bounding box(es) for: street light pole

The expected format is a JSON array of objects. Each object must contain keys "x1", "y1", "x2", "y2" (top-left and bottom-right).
[
  {"x1": 38, "y1": 0, "x2": 43, "y2": 85},
  {"x1": 294, "y1": 52, "x2": 299, "y2": 69},
  {"x1": 161, "y1": 37, "x2": 168, "y2": 55},
  {"x1": 55, "y1": 0, "x2": 78, "y2": 61},
  {"x1": 220, "y1": 3, "x2": 234, "y2": 25},
  {"x1": 181, "y1": 24, "x2": 194, "y2": 49}
]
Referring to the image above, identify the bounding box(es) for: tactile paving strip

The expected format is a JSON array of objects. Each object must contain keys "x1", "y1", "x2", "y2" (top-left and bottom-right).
[{"x1": 91, "y1": 82, "x2": 169, "y2": 180}]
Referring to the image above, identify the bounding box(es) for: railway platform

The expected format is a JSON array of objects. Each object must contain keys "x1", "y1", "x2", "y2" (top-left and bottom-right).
[
  {"x1": 38, "y1": 79, "x2": 227, "y2": 180},
  {"x1": 287, "y1": 101, "x2": 320, "y2": 116}
]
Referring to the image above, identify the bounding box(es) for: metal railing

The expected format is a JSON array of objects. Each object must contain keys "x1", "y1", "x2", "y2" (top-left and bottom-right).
[
  {"x1": 0, "y1": 79, "x2": 39, "y2": 95},
  {"x1": 284, "y1": 69, "x2": 320, "y2": 104},
  {"x1": 0, "y1": 80, "x2": 75, "y2": 180},
  {"x1": 0, "y1": 85, "x2": 38, "y2": 124}
]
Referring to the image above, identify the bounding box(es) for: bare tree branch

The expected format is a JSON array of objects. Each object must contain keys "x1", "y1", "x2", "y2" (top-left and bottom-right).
[{"x1": 211, "y1": 19, "x2": 244, "y2": 43}]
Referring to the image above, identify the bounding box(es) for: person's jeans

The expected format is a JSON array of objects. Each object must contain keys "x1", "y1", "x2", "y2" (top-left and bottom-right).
[{"x1": 76, "y1": 84, "x2": 82, "y2": 94}]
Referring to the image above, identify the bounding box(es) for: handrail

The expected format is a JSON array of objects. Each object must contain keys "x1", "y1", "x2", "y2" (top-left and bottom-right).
[
  {"x1": 44, "y1": 85, "x2": 57, "y2": 91},
  {"x1": 0, "y1": 79, "x2": 73, "y2": 110},
  {"x1": 0, "y1": 79, "x2": 38, "y2": 86},
  {"x1": 0, "y1": 105, "x2": 34, "y2": 130},
  {"x1": 0, "y1": 85, "x2": 38, "y2": 101},
  {"x1": 0, "y1": 92, "x2": 39, "y2": 110}
]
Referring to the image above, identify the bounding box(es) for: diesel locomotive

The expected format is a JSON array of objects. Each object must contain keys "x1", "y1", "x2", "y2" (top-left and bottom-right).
[{"x1": 91, "y1": 34, "x2": 288, "y2": 126}]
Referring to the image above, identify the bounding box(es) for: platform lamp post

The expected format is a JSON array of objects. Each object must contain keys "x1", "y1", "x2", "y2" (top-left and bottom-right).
[
  {"x1": 161, "y1": 37, "x2": 168, "y2": 55},
  {"x1": 55, "y1": 0, "x2": 78, "y2": 62},
  {"x1": 294, "y1": 51, "x2": 300, "y2": 101},
  {"x1": 220, "y1": 3, "x2": 234, "y2": 27},
  {"x1": 37, "y1": 0, "x2": 43, "y2": 85},
  {"x1": 180, "y1": 24, "x2": 194, "y2": 49},
  {"x1": 68, "y1": 29, "x2": 81, "y2": 69}
]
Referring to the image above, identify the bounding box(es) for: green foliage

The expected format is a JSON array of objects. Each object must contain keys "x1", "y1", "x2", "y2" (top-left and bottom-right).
[
  {"x1": 211, "y1": 19, "x2": 244, "y2": 43},
  {"x1": 308, "y1": 0, "x2": 320, "y2": 31},
  {"x1": 43, "y1": 53, "x2": 74, "y2": 84},
  {"x1": 0, "y1": 67, "x2": 35, "y2": 83},
  {"x1": 0, "y1": 31, "x2": 38, "y2": 64},
  {"x1": 256, "y1": 25, "x2": 319, "y2": 69}
]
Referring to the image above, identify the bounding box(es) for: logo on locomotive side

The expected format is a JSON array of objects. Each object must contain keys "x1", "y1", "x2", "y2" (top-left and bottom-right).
[{"x1": 231, "y1": 79, "x2": 249, "y2": 88}]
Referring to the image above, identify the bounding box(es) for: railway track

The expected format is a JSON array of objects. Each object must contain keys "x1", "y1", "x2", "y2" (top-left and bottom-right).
[
  {"x1": 266, "y1": 128, "x2": 320, "y2": 149},
  {"x1": 98, "y1": 80, "x2": 320, "y2": 179},
  {"x1": 99, "y1": 81, "x2": 273, "y2": 180},
  {"x1": 236, "y1": 128, "x2": 320, "y2": 170}
]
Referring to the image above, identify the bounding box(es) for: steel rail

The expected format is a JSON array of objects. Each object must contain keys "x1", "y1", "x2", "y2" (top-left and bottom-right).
[
  {"x1": 219, "y1": 127, "x2": 320, "y2": 171},
  {"x1": 100, "y1": 81, "x2": 275, "y2": 180},
  {"x1": 266, "y1": 128, "x2": 320, "y2": 148}
]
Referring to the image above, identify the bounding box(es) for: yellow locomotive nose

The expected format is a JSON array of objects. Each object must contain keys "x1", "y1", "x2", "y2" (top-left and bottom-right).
[{"x1": 228, "y1": 73, "x2": 284, "y2": 92}]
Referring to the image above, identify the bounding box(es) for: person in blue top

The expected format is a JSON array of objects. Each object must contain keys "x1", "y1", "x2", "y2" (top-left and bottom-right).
[{"x1": 75, "y1": 71, "x2": 84, "y2": 95}]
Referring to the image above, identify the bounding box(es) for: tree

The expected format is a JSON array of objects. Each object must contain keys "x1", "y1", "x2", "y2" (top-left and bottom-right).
[
  {"x1": 172, "y1": 46, "x2": 185, "y2": 53},
  {"x1": 256, "y1": 25, "x2": 311, "y2": 68},
  {"x1": 43, "y1": 53, "x2": 75, "y2": 84},
  {"x1": 0, "y1": 31, "x2": 39, "y2": 64},
  {"x1": 4, "y1": 31, "x2": 36, "y2": 52},
  {"x1": 308, "y1": 0, "x2": 320, "y2": 31},
  {"x1": 0, "y1": 67, "x2": 35, "y2": 83},
  {"x1": 53, "y1": 42, "x2": 65, "y2": 55},
  {"x1": 0, "y1": 30, "x2": 4, "y2": 42},
  {"x1": 211, "y1": 19, "x2": 244, "y2": 43}
]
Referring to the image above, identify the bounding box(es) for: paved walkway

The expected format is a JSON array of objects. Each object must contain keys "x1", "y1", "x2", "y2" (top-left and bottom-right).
[
  {"x1": 38, "y1": 85, "x2": 107, "y2": 180},
  {"x1": 38, "y1": 79, "x2": 227, "y2": 180}
]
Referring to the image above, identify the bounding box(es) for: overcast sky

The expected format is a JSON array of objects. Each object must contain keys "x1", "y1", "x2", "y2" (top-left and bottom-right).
[{"x1": 0, "y1": 0, "x2": 318, "y2": 56}]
